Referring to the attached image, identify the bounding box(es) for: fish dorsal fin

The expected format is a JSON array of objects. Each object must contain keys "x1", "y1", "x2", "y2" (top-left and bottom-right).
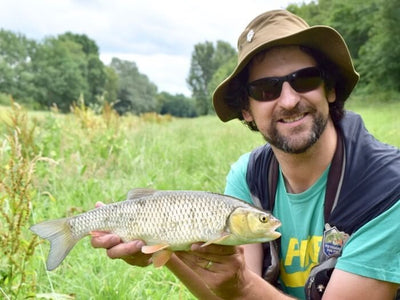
[{"x1": 127, "y1": 188, "x2": 157, "y2": 200}]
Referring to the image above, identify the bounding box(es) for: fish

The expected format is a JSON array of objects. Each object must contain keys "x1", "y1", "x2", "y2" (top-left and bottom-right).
[{"x1": 30, "y1": 188, "x2": 281, "y2": 271}]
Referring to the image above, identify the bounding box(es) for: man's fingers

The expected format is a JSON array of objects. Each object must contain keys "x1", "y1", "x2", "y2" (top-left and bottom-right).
[
  {"x1": 190, "y1": 243, "x2": 239, "y2": 256},
  {"x1": 91, "y1": 232, "x2": 121, "y2": 249},
  {"x1": 95, "y1": 201, "x2": 104, "y2": 208},
  {"x1": 106, "y1": 240, "x2": 144, "y2": 259}
]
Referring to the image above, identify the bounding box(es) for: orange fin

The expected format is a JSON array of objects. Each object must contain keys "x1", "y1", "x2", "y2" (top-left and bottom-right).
[
  {"x1": 141, "y1": 243, "x2": 170, "y2": 254},
  {"x1": 152, "y1": 249, "x2": 173, "y2": 268},
  {"x1": 201, "y1": 233, "x2": 231, "y2": 247}
]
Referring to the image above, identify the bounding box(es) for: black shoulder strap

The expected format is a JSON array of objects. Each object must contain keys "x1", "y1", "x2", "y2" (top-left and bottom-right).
[
  {"x1": 267, "y1": 154, "x2": 279, "y2": 209},
  {"x1": 324, "y1": 129, "x2": 344, "y2": 221}
]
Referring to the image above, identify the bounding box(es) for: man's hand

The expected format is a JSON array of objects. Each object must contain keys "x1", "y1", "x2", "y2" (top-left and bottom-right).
[
  {"x1": 176, "y1": 243, "x2": 250, "y2": 299},
  {"x1": 90, "y1": 201, "x2": 151, "y2": 267}
]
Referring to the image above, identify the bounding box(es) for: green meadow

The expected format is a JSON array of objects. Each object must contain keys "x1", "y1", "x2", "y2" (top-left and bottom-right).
[{"x1": 1, "y1": 97, "x2": 399, "y2": 299}]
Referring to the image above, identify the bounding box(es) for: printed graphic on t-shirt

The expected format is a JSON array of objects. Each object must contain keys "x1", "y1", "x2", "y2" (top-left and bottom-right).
[{"x1": 280, "y1": 235, "x2": 322, "y2": 288}]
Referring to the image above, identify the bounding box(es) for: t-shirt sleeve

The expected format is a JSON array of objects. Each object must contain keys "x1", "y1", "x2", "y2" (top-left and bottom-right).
[
  {"x1": 224, "y1": 152, "x2": 253, "y2": 204},
  {"x1": 335, "y1": 200, "x2": 400, "y2": 284}
]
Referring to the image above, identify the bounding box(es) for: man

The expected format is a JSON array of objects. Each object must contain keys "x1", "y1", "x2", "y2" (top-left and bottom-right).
[{"x1": 91, "y1": 10, "x2": 400, "y2": 299}]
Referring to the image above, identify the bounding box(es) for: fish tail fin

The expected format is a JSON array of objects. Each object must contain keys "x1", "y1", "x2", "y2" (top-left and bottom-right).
[{"x1": 30, "y1": 218, "x2": 79, "y2": 271}]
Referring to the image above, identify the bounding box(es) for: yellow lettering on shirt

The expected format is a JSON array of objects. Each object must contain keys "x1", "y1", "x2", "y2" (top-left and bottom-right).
[{"x1": 281, "y1": 236, "x2": 322, "y2": 288}]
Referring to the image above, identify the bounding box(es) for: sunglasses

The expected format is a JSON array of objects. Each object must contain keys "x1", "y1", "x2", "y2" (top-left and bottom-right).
[{"x1": 247, "y1": 67, "x2": 324, "y2": 101}]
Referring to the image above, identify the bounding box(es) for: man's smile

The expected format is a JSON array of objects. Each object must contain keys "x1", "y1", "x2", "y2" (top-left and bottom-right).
[{"x1": 279, "y1": 113, "x2": 308, "y2": 124}]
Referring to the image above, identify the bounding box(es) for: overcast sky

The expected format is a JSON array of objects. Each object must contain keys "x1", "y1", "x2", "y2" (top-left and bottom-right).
[{"x1": 0, "y1": 0, "x2": 307, "y2": 96}]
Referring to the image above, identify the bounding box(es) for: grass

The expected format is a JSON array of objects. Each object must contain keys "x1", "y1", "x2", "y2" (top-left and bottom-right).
[{"x1": 0, "y1": 97, "x2": 399, "y2": 299}]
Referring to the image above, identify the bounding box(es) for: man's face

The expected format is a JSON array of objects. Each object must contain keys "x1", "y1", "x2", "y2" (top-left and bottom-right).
[{"x1": 242, "y1": 46, "x2": 336, "y2": 154}]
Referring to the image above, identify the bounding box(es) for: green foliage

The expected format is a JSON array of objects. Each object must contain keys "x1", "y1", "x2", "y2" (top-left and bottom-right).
[
  {"x1": 31, "y1": 37, "x2": 90, "y2": 112},
  {"x1": 0, "y1": 103, "x2": 53, "y2": 298},
  {"x1": 103, "y1": 66, "x2": 119, "y2": 104},
  {"x1": 208, "y1": 55, "x2": 237, "y2": 97},
  {"x1": 59, "y1": 32, "x2": 100, "y2": 56},
  {"x1": 358, "y1": 0, "x2": 400, "y2": 92},
  {"x1": 288, "y1": 0, "x2": 400, "y2": 93},
  {"x1": 187, "y1": 41, "x2": 236, "y2": 115},
  {"x1": 0, "y1": 29, "x2": 38, "y2": 106},
  {"x1": 157, "y1": 92, "x2": 198, "y2": 118},
  {"x1": 57, "y1": 33, "x2": 107, "y2": 105},
  {"x1": 110, "y1": 58, "x2": 158, "y2": 115}
]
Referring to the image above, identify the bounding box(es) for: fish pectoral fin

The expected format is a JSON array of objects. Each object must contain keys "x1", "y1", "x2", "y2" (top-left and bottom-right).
[
  {"x1": 151, "y1": 249, "x2": 173, "y2": 268},
  {"x1": 141, "y1": 243, "x2": 170, "y2": 254},
  {"x1": 201, "y1": 233, "x2": 232, "y2": 247},
  {"x1": 141, "y1": 244, "x2": 172, "y2": 267}
]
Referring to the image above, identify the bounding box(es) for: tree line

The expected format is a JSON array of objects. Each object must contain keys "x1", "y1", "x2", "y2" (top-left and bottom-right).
[{"x1": 0, "y1": 0, "x2": 398, "y2": 117}]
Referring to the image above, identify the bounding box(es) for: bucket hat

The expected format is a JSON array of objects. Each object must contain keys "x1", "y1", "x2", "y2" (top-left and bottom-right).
[{"x1": 212, "y1": 9, "x2": 359, "y2": 122}]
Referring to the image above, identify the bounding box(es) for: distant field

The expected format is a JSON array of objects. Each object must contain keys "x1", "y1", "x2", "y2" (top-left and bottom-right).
[{"x1": 0, "y1": 99, "x2": 399, "y2": 299}]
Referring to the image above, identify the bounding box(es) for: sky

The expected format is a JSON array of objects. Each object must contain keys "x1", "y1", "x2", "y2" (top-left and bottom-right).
[{"x1": 0, "y1": 0, "x2": 307, "y2": 96}]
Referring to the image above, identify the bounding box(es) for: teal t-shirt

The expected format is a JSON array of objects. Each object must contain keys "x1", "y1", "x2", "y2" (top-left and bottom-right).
[
  {"x1": 273, "y1": 166, "x2": 327, "y2": 298},
  {"x1": 224, "y1": 153, "x2": 400, "y2": 299}
]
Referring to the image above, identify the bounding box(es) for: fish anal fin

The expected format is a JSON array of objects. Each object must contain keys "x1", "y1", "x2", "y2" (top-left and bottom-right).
[
  {"x1": 151, "y1": 249, "x2": 173, "y2": 268},
  {"x1": 127, "y1": 188, "x2": 157, "y2": 200},
  {"x1": 141, "y1": 243, "x2": 170, "y2": 254},
  {"x1": 201, "y1": 233, "x2": 232, "y2": 247}
]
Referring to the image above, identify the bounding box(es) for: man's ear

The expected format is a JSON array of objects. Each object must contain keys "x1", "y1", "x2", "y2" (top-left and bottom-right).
[
  {"x1": 327, "y1": 88, "x2": 336, "y2": 103},
  {"x1": 242, "y1": 109, "x2": 253, "y2": 122}
]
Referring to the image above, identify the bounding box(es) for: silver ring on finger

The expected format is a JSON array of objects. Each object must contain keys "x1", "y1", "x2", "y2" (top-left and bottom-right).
[{"x1": 205, "y1": 260, "x2": 213, "y2": 269}]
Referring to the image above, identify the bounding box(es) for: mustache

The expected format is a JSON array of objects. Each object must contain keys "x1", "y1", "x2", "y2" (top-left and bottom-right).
[{"x1": 273, "y1": 104, "x2": 316, "y2": 120}]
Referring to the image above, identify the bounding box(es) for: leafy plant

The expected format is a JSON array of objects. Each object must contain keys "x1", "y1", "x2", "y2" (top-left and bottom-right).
[{"x1": 0, "y1": 102, "x2": 53, "y2": 298}]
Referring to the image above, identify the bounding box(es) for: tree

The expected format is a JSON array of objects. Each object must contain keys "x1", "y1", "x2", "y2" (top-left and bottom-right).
[
  {"x1": 325, "y1": 0, "x2": 378, "y2": 60},
  {"x1": 187, "y1": 41, "x2": 236, "y2": 115},
  {"x1": 208, "y1": 55, "x2": 237, "y2": 98},
  {"x1": 288, "y1": 0, "x2": 400, "y2": 93},
  {"x1": 109, "y1": 58, "x2": 157, "y2": 115},
  {"x1": 187, "y1": 41, "x2": 215, "y2": 115},
  {"x1": 58, "y1": 32, "x2": 106, "y2": 104},
  {"x1": 31, "y1": 37, "x2": 90, "y2": 111},
  {"x1": 103, "y1": 66, "x2": 119, "y2": 103},
  {"x1": 358, "y1": 0, "x2": 400, "y2": 91},
  {"x1": 0, "y1": 30, "x2": 38, "y2": 105},
  {"x1": 157, "y1": 92, "x2": 197, "y2": 118}
]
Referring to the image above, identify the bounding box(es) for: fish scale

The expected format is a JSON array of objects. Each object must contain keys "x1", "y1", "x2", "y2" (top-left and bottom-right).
[{"x1": 30, "y1": 188, "x2": 281, "y2": 271}]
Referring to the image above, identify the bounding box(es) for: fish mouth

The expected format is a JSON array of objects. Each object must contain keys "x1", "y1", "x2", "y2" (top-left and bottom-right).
[
  {"x1": 269, "y1": 221, "x2": 282, "y2": 238},
  {"x1": 270, "y1": 231, "x2": 282, "y2": 239}
]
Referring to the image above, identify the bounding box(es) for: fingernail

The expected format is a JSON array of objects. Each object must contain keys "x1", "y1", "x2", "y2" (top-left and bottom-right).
[
  {"x1": 190, "y1": 243, "x2": 201, "y2": 251},
  {"x1": 90, "y1": 231, "x2": 104, "y2": 237},
  {"x1": 134, "y1": 240, "x2": 145, "y2": 248}
]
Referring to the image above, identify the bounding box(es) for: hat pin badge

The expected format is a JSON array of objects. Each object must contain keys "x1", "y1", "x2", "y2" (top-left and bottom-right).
[{"x1": 247, "y1": 29, "x2": 255, "y2": 42}]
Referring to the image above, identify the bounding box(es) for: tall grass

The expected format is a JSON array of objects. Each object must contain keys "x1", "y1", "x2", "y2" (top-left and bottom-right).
[{"x1": 0, "y1": 97, "x2": 398, "y2": 299}]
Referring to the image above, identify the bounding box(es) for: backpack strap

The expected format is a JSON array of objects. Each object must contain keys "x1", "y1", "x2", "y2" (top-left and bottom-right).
[
  {"x1": 324, "y1": 129, "x2": 345, "y2": 221},
  {"x1": 267, "y1": 153, "x2": 279, "y2": 209}
]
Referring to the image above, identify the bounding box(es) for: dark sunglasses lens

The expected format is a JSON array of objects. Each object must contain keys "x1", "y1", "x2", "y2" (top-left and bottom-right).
[
  {"x1": 247, "y1": 67, "x2": 323, "y2": 101},
  {"x1": 291, "y1": 68, "x2": 322, "y2": 92},
  {"x1": 248, "y1": 79, "x2": 281, "y2": 101}
]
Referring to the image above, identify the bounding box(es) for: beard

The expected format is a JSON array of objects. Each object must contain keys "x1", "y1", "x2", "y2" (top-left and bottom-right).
[{"x1": 261, "y1": 105, "x2": 328, "y2": 154}]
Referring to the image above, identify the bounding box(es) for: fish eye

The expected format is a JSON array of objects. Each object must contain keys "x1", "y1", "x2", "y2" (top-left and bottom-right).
[{"x1": 259, "y1": 214, "x2": 269, "y2": 223}]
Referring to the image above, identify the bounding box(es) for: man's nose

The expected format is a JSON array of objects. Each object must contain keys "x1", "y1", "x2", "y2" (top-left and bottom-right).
[{"x1": 277, "y1": 81, "x2": 301, "y2": 109}]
